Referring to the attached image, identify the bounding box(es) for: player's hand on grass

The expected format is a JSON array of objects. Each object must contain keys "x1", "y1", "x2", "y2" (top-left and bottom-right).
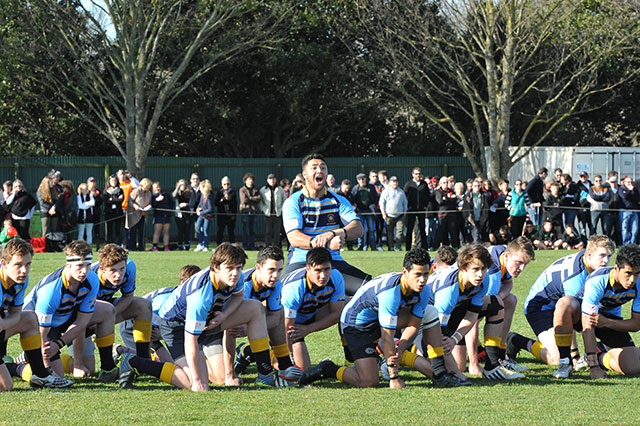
[
  {"x1": 73, "y1": 365, "x2": 90, "y2": 378},
  {"x1": 590, "y1": 367, "x2": 607, "y2": 380},
  {"x1": 389, "y1": 378, "x2": 405, "y2": 389},
  {"x1": 225, "y1": 376, "x2": 243, "y2": 387},
  {"x1": 468, "y1": 363, "x2": 483, "y2": 376},
  {"x1": 191, "y1": 380, "x2": 210, "y2": 392}
]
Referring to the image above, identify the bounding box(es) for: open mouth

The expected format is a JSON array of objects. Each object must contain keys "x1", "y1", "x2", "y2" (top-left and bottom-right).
[{"x1": 314, "y1": 175, "x2": 324, "y2": 185}]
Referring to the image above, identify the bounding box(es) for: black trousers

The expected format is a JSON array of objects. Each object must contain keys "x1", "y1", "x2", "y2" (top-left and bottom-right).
[
  {"x1": 264, "y1": 215, "x2": 282, "y2": 247},
  {"x1": 406, "y1": 211, "x2": 426, "y2": 250}
]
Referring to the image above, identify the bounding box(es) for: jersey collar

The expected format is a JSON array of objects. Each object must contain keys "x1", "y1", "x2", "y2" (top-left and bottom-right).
[
  {"x1": 98, "y1": 269, "x2": 106, "y2": 285},
  {"x1": 209, "y1": 270, "x2": 220, "y2": 291},
  {"x1": 457, "y1": 271, "x2": 465, "y2": 293},
  {"x1": 499, "y1": 253, "x2": 507, "y2": 278},
  {"x1": 306, "y1": 273, "x2": 314, "y2": 290},
  {"x1": 582, "y1": 255, "x2": 591, "y2": 275},
  {"x1": 609, "y1": 269, "x2": 616, "y2": 289},
  {"x1": 62, "y1": 268, "x2": 71, "y2": 289},
  {"x1": 251, "y1": 270, "x2": 261, "y2": 292},
  {"x1": 0, "y1": 267, "x2": 9, "y2": 290},
  {"x1": 400, "y1": 276, "x2": 408, "y2": 296}
]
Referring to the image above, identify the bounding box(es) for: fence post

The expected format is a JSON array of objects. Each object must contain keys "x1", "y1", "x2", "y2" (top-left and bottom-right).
[
  {"x1": 14, "y1": 162, "x2": 19, "y2": 181},
  {"x1": 442, "y1": 163, "x2": 448, "y2": 177}
]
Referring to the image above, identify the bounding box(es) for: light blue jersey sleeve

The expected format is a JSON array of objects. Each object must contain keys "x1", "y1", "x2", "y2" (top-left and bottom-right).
[
  {"x1": 484, "y1": 271, "x2": 502, "y2": 297},
  {"x1": 433, "y1": 285, "x2": 459, "y2": 327},
  {"x1": 34, "y1": 283, "x2": 62, "y2": 327},
  {"x1": 281, "y1": 281, "x2": 303, "y2": 320},
  {"x1": 377, "y1": 286, "x2": 401, "y2": 329},
  {"x1": 282, "y1": 195, "x2": 303, "y2": 234},
  {"x1": 330, "y1": 270, "x2": 346, "y2": 303},
  {"x1": 185, "y1": 284, "x2": 213, "y2": 335},
  {"x1": 581, "y1": 274, "x2": 607, "y2": 315}
]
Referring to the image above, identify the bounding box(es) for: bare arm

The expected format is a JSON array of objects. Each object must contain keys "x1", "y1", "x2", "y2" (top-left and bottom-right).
[{"x1": 185, "y1": 332, "x2": 209, "y2": 391}]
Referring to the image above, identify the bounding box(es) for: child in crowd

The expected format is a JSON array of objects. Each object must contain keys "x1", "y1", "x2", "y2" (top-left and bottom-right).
[
  {"x1": 533, "y1": 219, "x2": 563, "y2": 250},
  {"x1": 522, "y1": 220, "x2": 536, "y2": 242},
  {"x1": 0, "y1": 215, "x2": 18, "y2": 246},
  {"x1": 561, "y1": 224, "x2": 584, "y2": 250}
]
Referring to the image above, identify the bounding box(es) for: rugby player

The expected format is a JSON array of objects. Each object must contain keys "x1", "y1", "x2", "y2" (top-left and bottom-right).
[
  {"x1": 231, "y1": 246, "x2": 293, "y2": 381},
  {"x1": 507, "y1": 235, "x2": 615, "y2": 379},
  {"x1": 463, "y1": 238, "x2": 535, "y2": 374},
  {"x1": 430, "y1": 244, "x2": 523, "y2": 380},
  {"x1": 281, "y1": 247, "x2": 345, "y2": 370},
  {"x1": 281, "y1": 153, "x2": 370, "y2": 295},
  {"x1": 0, "y1": 239, "x2": 73, "y2": 389},
  {"x1": 154, "y1": 243, "x2": 301, "y2": 390},
  {"x1": 22, "y1": 240, "x2": 119, "y2": 381},
  {"x1": 580, "y1": 244, "x2": 640, "y2": 378},
  {"x1": 298, "y1": 248, "x2": 470, "y2": 388}
]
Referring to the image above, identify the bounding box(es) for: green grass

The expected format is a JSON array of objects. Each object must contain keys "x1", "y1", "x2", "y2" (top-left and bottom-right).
[{"x1": 2, "y1": 249, "x2": 640, "y2": 425}]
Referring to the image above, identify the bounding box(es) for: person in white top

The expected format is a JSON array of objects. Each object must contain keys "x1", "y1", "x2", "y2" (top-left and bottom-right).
[{"x1": 379, "y1": 176, "x2": 408, "y2": 251}]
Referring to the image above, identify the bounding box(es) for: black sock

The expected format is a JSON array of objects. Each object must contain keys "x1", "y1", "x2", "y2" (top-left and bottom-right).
[
  {"x1": 321, "y1": 361, "x2": 341, "y2": 379},
  {"x1": 24, "y1": 348, "x2": 49, "y2": 377},
  {"x1": 130, "y1": 355, "x2": 164, "y2": 378},
  {"x1": 499, "y1": 347, "x2": 506, "y2": 361},
  {"x1": 253, "y1": 349, "x2": 273, "y2": 375},
  {"x1": 99, "y1": 345, "x2": 117, "y2": 371},
  {"x1": 136, "y1": 341, "x2": 151, "y2": 359},
  {"x1": 242, "y1": 345, "x2": 254, "y2": 362},
  {"x1": 485, "y1": 346, "x2": 501, "y2": 370},
  {"x1": 431, "y1": 356, "x2": 447, "y2": 379},
  {"x1": 277, "y1": 356, "x2": 293, "y2": 369},
  {"x1": 558, "y1": 345, "x2": 571, "y2": 360},
  {"x1": 6, "y1": 362, "x2": 19, "y2": 377},
  {"x1": 510, "y1": 333, "x2": 534, "y2": 357}
]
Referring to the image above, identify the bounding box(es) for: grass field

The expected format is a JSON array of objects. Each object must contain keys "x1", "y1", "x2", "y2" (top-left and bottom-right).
[{"x1": 2, "y1": 249, "x2": 640, "y2": 425}]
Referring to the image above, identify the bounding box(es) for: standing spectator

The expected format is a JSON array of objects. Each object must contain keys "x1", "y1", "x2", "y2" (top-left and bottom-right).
[
  {"x1": 434, "y1": 176, "x2": 459, "y2": 248},
  {"x1": 76, "y1": 182, "x2": 96, "y2": 244},
  {"x1": 403, "y1": 167, "x2": 428, "y2": 250},
  {"x1": 195, "y1": 179, "x2": 214, "y2": 252},
  {"x1": 587, "y1": 174, "x2": 611, "y2": 236},
  {"x1": 36, "y1": 175, "x2": 62, "y2": 236},
  {"x1": 280, "y1": 178, "x2": 291, "y2": 197},
  {"x1": 544, "y1": 182, "x2": 564, "y2": 237},
  {"x1": 369, "y1": 170, "x2": 385, "y2": 248},
  {"x1": 187, "y1": 173, "x2": 202, "y2": 249},
  {"x1": 118, "y1": 169, "x2": 134, "y2": 246},
  {"x1": 489, "y1": 179, "x2": 510, "y2": 239},
  {"x1": 606, "y1": 172, "x2": 622, "y2": 244},
  {"x1": 379, "y1": 176, "x2": 407, "y2": 251},
  {"x1": 103, "y1": 174, "x2": 124, "y2": 245},
  {"x1": 505, "y1": 179, "x2": 531, "y2": 238},
  {"x1": 259, "y1": 173, "x2": 286, "y2": 248},
  {"x1": 326, "y1": 174, "x2": 339, "y2": 193},
  {"x1": 576, "y1": 172, "x2": 593, "y2": 238},
  {"x1": 559, "y1": 173, "x2": 580, "y2": 230},
  {"x1": 525, "y1": 167, "x2": 547, "y2": 226},
  {"x1": 452, "y1": 181, "x2": 467, "y2": 245},
  {"x1": 126, "y1": 178, "x2": 152, "y2": 251},
  {"x1": 352, "y1": 172, "x2": 379, "y2": 251},
  {"x1": 378, "y1": 170, "x2": 389, "y2": 188},
  {"x1": 172, "y1": 179, "x2": 192, "y2": 250},
  {"x1": 336, "y1": 179, "x2": 356, "y2": 250},
  {"x1": 291, "y1": 174, "x2": 305, "y2": 194},
  {"x1": 464, "y1": 180, "x2": 489, "y2": 243},
  {"x1": 151, "y1": 181, "x2": 174, "y2": 251},
  {"x1": 618, "y1": 175, "x2": 640, "y2": 245},
  {"x1": 215, "y1": 176, "x2": 237, "y2": 245},
  {"x1": 239, "y1": 173, "x2": 261, "y2": 250},
  {"x1": 425, "y1": 177, "x2": 439, "y2": 250},
  {"x1": 58, "y1": 180, "x2": 77, "y2": 240},
  {"x1": 553, "y1": 168, "x2": 563, "y2": 184},
  {"x1": 5, "y1": 179, "x2": 36, "y2": 240},
  {"x1": 0, "y1": 180, "x2": 12, "y2": 208},
  {"x1": 87, "y1": 177, "x2": 102, "y2": 247}
]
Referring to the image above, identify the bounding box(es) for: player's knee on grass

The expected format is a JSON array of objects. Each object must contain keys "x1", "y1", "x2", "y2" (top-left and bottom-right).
[{"x1": 354, "y1": 359, "x2": 379, "y2": 388}]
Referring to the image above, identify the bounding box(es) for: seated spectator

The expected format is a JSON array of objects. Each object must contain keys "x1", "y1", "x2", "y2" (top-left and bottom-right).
[
  {"x1": 522, "y1": 220, "x2": 536, "y2": 242},
  {"x1": 561, "y1": 224, "x2": 584, "y2": 250},
  {"x1": 533, "y1": 219, "x2": 563, "y2": 250},
  {"x1": 492, "y1": 225, "x2": 512, "y2": 245}
]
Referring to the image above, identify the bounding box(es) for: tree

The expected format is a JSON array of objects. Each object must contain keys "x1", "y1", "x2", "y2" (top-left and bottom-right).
[
  {"x1": 19, "y1": 0, "x2": 283, "y2": 176},
  {"x1": 339, "y1": 0, "x2": 640, "y2": 181}
]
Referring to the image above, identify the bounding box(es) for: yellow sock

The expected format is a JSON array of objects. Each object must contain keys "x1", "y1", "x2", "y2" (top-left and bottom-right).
[
  {"x1": 95, "y1": 333, "x2": 115, "y2": 348},
  {"x1": 426, "y1": 347, "x2": 445, "y2": 359},
  {"x1": 500, "y1": 342, "x2": 507, "y2": 350},
  {"x1": 336, "y1": 366, "x2": 347, "y2": 382},
  {"x1": 20, "y1": 334, "x2": 42, "y2": 351},
  {"x1": 554, "y1": 333, "x2": 572, "y2": 348},
  {"x1": 21, "y1": 364, "x2": 32, "y2": 382},
  {"x1": 159, "y1": 363, "x2": 176, "y2": 384},
  {"x1": 602, "y1": 352, "x2": 613, "y2": 371},
  {"x1": 272, "y1": 343, "x2": 290, "y2": 358},
  {"x1": 249, "y1": 337, "x2": 270, "y2": 353},
  {"x1": 61, "y1": 353, "x2": 73, "y2": 373},
  {"x1": 133, "y1": 320, "x2": 152, "y2": 343},
  {"x1": 484, "y1": 336, "x2": 502, "y2": 348},
  {"x1": 400, "y1": 351, "x2": 418, "y2": 368},
  {"x1": 531, "y1": 341, "x2": 544, "y2": 361}
]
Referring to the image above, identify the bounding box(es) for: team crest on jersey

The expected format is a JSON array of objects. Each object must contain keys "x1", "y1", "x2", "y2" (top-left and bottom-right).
[{"x1": 327, "y1": 214, "x2": 336, "y2": 224}]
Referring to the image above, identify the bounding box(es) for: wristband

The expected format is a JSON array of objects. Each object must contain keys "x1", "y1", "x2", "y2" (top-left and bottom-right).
[
  {"x1": 452, "y1": 331, "x2": 462, "y2": 344},
  {"x1": 309, "y1": 238, "x2": 314, "y2": 249},
  {"x1": 388, "y1": 376, "x2": 399, "y2": 380},
  {"x1": 387, "y1": 363, "x2": 399, "y2": 380},
  {"x1": 329, "y1": 230, "x2": 336, "y2": 238},
  {"x1": 55, "y1": 338, "x2": 66, "y2": 349},
  {"x1": 343, "y1": 228, "x2": 348, "y2": 240}
]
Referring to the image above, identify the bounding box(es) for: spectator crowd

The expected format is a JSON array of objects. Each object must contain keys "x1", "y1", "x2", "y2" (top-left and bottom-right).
[{"x1": 1, "y1": 165, "x2": 639, "y2": 251}]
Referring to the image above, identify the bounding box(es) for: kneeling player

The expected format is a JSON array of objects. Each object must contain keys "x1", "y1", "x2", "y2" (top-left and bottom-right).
[
  {"x1": 463, "y1": 237, "x2": 535, "y2": 374},
  {"x1": 22, "y1": 240, "x2": 119, "y2": 380},
  {"x1": 581, "y1": 244, "x2": 640, "y2": 378},
  {"x1": 0, "y1": 239, "x2": 73, "y2": 389},
  {"x1": 281, "y1": 247, "x2": 346, "y2": 370},
  {"x1": 229, "y1": 246, "x2": 293, "y2": 384},
  {"x1": 299, "y1": 248, "x2": 470, "y2": 388},
  {"x1": 430, "y1": 244, "x2": 522, "y2": 380},
  {"x1": 507, "y1": 235, "x2": 614, "y2": 378}
]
